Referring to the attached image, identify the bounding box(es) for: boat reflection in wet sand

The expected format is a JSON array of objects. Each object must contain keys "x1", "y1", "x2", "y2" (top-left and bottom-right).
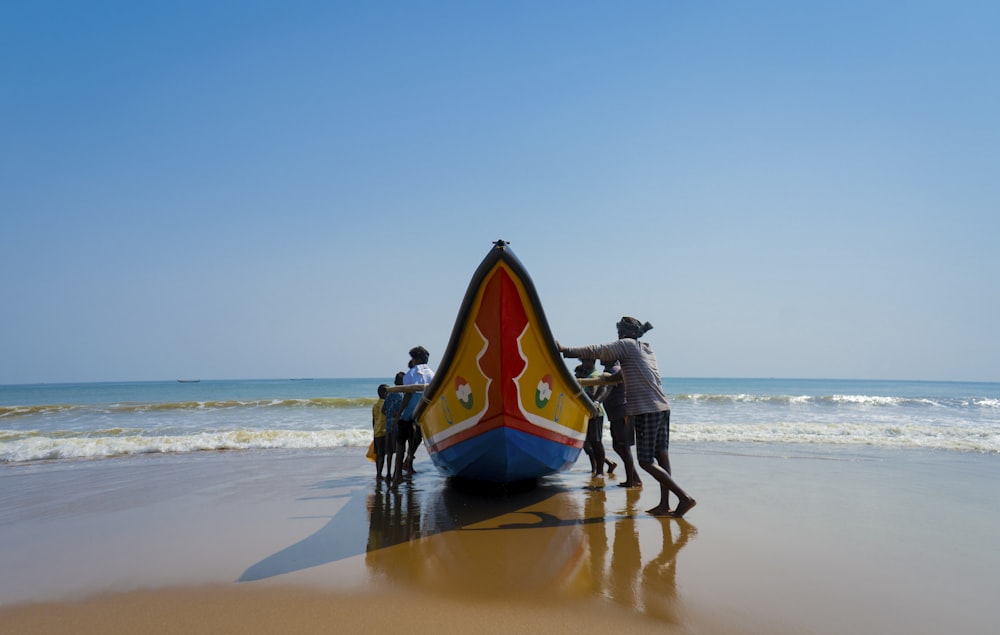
[
  {"x1": 241, "y1": 471, "x2": 696, "y2": 626},
  {"x1": 401, "y1": 240, "x2": 597, "y2": 484},
  {"x1": 365, "y1": 480, "x2": 588, "y2": 597},
  {"x1": 365, "y1": 478, "x2": 697, "y2": 622}
]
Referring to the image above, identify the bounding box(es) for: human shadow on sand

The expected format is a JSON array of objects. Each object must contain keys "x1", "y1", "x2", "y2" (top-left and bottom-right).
[
  {"x1": 239, "y1": 475, "x2": 695, "y2": 603},
  {"x1": 238, "y1": 478, "x2": 564, "y2": 583}
]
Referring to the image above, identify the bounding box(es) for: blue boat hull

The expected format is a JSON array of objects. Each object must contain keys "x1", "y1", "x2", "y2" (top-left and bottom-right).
[{"x1": 429, "y1": 427, "x2": 581, "y2": 483}]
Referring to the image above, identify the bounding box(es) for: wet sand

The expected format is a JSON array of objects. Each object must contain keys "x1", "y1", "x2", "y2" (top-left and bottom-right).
[{"x1": 2, "y1": 445, "x2": 998, "y2": 634}]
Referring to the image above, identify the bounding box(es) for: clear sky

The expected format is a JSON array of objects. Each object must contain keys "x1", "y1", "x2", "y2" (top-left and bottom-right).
[{"x1": 3, "y1": 1, "x2": 998, "y2": 384}]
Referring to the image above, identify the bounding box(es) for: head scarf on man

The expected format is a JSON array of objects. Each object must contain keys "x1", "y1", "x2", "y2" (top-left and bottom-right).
[{"x1": 616, "y1": 316, "x2": 654, "y2": 339}]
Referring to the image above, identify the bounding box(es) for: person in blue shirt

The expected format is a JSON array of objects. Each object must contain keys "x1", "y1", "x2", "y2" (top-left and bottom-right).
[{"x1": 389, "y1": 346, "x2": 434, "y2": 490}]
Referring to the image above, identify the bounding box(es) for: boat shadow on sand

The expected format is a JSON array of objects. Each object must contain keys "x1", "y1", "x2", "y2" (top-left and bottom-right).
[{"x1": 238, "y1": 474, "x2": 696, "y2": 621}]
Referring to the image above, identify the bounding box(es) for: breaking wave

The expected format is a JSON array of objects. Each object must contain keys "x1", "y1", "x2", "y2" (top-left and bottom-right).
[{"x1": 1, "y1": 428, "x2": 373, "y2": 463}]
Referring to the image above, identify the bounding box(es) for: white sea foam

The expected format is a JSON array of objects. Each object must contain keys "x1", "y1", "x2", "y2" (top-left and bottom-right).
[
  {"x1": 3, "y1": 378, "x2": 997, "y2": 463},
  {"x1": 4, "y1": 418, "x2": 997, "y2": 463},
  {"x1": 829, "y1": 394, "x2": 900, "y2": 406},
  {"x1": 675, "y1": 393, "x2": 941, "y2": 407},
  {"x1": 676, "y1": 421, "x2": 1000, "y2": 453},
  {"x1": 0, "y1": 429, "x2": 374, "y2": 463}
]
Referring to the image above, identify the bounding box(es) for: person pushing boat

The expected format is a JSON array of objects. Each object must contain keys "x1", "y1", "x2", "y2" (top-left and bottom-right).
[
  {"x1": 389, "y1": 346, "x2": 434, "y2": 490},
  {"x1": 558, "y1": 317, "x2": 696, "y2": 518}
]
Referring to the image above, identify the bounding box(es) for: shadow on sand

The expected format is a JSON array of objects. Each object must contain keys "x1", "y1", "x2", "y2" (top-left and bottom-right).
[{"x1": 239, "y1": 473, "x2": 696, "y2": 625}]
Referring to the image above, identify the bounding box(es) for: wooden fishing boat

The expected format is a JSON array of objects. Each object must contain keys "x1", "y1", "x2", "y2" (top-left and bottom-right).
[{"x1": 412, "y1": 240, "x2": 596, "y2": 483}]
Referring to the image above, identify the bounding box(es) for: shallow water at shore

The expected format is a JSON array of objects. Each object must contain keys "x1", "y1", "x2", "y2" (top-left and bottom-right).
[
  {"x1": 2, "y1": 444, "x2": 997, "y2": 634},
  {"x1": 3, "y1": 378, "x2": 998, "y2": 463}
]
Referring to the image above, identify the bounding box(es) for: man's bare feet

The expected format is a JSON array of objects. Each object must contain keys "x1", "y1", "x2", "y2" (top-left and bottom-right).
[
  {"x1": 669, "y1": 497, "x2": 697, "y2": 518},
  {"x1": 618, "y1": 480, "x2": 642, "y2": 488},
  {"x1": 606, "y1": 460, "x2": 617, "y2": 475},
  {"x1": 647, "y1": 505, "x2": 673, "y2": 516}
]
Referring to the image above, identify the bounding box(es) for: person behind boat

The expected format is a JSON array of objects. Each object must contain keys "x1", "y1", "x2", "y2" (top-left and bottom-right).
[
  {"x1": 601, "y1": 358, "x2": 642, "y2": 488},
  {"x1": 372, "y1": 384, "x2": 390, "y2": 482},
  {"x1": 390, "y1": 346, "x2": 435, "y2": 490},
  {"x1": 575, "y1": 358, "x2": 615, "y2": 477},
  {"x1": 558, "y1": 317, "x2": 696, "y2": 517},
  {"x1": 381, "y1": 371, "x2": 405, "y2": 482}
]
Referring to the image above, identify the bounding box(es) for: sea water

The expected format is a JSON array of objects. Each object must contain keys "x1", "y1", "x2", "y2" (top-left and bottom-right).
[{"x1": 1, "y1": 377, "x2": 998, "y2": 463}]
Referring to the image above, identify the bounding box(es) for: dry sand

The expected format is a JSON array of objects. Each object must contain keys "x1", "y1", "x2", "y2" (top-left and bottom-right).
[{"x1": 1, "y1": 445, "x2": 997, "y2": 634}]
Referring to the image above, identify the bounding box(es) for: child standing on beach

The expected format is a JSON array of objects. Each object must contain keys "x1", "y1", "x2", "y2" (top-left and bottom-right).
[
  {"x1": 576, "y1": 358, "x2": 615, "y2": 477},
  {"x1": 381, "y1": 371, "x2": 405, "y2": 481},
  {"x1": 372, "y1": 384, "x2": 389, "y2": 482}
]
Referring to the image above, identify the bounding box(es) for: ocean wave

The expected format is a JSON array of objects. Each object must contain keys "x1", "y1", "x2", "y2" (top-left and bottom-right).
[
  {"x1": 0, "y1": 428, "x2": 374, "y2": 463},
  {"x1": 0, "y1": 397, "x2": 376, "y2": 420},
  {"x1": 4, "y1": 420, "x2": 997, "y2": 463},
  {"x1": 675, "y1": 422, "x2": 999, "y2": 453},
  {"x1": 673, "y1": 393, "x2": 951, "y2": 407},
  {"x1": 0, "y1": 404, "x2": 80, "y2": 418}
]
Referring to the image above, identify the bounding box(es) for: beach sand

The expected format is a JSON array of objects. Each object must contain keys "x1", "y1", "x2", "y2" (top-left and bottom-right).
[{"x1": 2, "y1": 445, "x2": 997, "y2": 634}]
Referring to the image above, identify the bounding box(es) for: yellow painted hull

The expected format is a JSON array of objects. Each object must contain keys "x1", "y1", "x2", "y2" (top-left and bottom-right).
[{"x1": 416, "y1": 242, "x2": 594, "y2": 482}]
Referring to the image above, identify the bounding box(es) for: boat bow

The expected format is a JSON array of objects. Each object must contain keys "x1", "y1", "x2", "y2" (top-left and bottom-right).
[{"x1": 415, "y1": 240, "x2": 595, "y2": 482}]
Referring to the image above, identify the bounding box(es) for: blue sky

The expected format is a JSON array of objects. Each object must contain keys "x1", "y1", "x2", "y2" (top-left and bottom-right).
[{"x1": 2, "y1": 1, "x2": 998, "y2": 384}]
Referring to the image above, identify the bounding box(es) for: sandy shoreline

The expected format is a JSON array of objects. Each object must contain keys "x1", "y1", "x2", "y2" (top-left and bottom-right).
[{"x1": 2, "y1": 445, "x2": 998, "y2": 634}]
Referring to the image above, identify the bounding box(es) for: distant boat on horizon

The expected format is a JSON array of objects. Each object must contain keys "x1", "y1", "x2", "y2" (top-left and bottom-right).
[{"x1": 176, "y1": 379, "x2": 201, "y2": 383}]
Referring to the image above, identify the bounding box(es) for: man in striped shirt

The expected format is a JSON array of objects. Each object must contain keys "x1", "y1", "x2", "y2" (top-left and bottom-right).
[{"x1": 559, "y1": 317, "x2": 696, "y2": 517}]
